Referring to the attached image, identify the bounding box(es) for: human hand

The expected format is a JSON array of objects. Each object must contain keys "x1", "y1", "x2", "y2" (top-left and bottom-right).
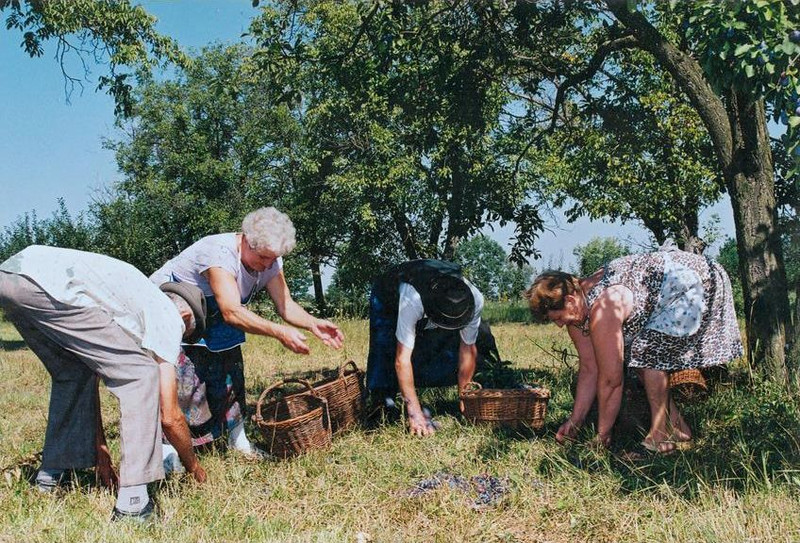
[
  {"x1": 95, "y1": 443, "x2": 119, "y2": 491},
  {"x1": 310, "y1": 319, "x2": 344, "y2": 349},
  {"x1": 188, "y1": 462, "x2": 207, "y2": 484},
  {"x1": 407, "y1": 411, "x2": 436, "y2": 437},
  {"x1": 278, "y1": 326, "x2": 311, "y2": 354},
  {"x1": 555, "y1": 418, "x2": 582, "y2": 444},
  {"x1": 589, "y1": 432, "x2": 611, "y2": 452}
]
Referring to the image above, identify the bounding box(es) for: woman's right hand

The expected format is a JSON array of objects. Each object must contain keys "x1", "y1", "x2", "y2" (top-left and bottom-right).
[
  {"x1": 277, "y1": 325, "x2": 311, "y2": 354},
  {"x1": 555, "y1": 418, "x2": 582, "y2": 444}
]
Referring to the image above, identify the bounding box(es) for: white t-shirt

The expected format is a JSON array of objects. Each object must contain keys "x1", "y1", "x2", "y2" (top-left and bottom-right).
[
  {"x1": 395, "y1": 279, "x2": 484, "y2": 349},
  {"x1": 0, "y1": 245, "x2": 184, "y2": 364},
  {"x1": 149, "y1": 233, "x2": 282, "y2": 302}
]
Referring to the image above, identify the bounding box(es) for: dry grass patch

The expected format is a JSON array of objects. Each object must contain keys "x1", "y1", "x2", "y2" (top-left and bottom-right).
[{"x1": 2, "y1": 318, "x2": 800, "y2": 542}]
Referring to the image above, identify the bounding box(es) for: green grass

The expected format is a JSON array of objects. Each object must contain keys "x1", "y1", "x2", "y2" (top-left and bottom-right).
[{"x1": 2, "y1": 318, "x2": 800, "y2": 542}]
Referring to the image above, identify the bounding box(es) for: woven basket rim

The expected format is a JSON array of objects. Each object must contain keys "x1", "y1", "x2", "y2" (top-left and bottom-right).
[{"x1": 461, "y1": 386, "x2": 551, "y2": 399}]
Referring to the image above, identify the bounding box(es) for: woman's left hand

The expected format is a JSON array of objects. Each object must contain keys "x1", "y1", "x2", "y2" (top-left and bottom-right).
[{"x1": 310, "y1": 319, "x2": 345, "y2": 349}]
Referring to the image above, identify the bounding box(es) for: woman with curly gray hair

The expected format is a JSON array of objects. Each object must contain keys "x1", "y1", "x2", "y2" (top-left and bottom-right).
[{"x1": 151, "y1": 207, "x2": 344, "y2": 460}]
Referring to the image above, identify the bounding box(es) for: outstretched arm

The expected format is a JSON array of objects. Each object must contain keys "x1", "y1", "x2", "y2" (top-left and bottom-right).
[
  {"x1": 555, "y1": 327, "x2": 598, "y2": 444},
  {"x1": 94, "y1": 375, "x2": 119, "y2": 490},
  {"x1": 158, "y1": 362, "x2": 206, "y2": 483},
  {"x1": 266, "y1": 270, "x2": 344, "y2": 349},
  {"x1": 205, "y1": 267, "x2": 313, "y2": 354},
  {"x1": 395, "y1": 342, "x2": 434, "y2": 437},
  {"x1": 589, "y1": 286, "x2": 631, "y2": 447}
]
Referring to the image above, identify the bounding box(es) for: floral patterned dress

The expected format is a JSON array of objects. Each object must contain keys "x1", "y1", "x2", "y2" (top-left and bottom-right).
[{"x1": 584, "y1": 248, "x2": 743, "y2": 371}]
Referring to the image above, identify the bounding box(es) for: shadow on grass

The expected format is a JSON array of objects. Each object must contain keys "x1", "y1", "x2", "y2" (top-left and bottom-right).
[
  {"x1": 537, "y1": 368, "x2": 800, "y2": 499},
  {"x1": 0, "y1": 339, "x2": 26, "y2": 351},
  {"x1": 245, "y1": 361, "x2": 800, "y2": 500}
]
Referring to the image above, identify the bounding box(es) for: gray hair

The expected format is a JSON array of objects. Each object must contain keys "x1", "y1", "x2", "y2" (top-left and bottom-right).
[
  {"x1": 241, "y1": 207, "x2": 297, "y2": 255},
  {"x1": 165, "y1": 292, "x2": 196, "y2": 337}
]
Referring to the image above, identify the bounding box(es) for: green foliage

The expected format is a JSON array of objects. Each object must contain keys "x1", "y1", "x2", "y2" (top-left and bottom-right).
[
  {"x1": 453, "y1": 235, "x2": 534, "y2": 302},
  {"x1": 716, "y1": 237, "x2": 745, "y2": 317},
  {"x1": 97, "y1": 45, "x2": 290, "y2": 273},
  {"x1": 527, "y1": 11, "x2": 723, "y2": 245},
  {"x1": 0, "y1": 199, "x2": 95, "y2": 263},
  {"x1": 1, "y1": 0, "x2": 186, "y2": 116},
  {"x1": 480, "y1": 300, "x2": 532, "y2": 324},
  {"x1": 663, "y1": 0, "x2": 800, "y2": 174},
  {"x1": 249, "y1": 0, "x2": 544, "y2": 268},
  {"x1": 572, "y1": 236, "x2": 631, "y2": 277}
]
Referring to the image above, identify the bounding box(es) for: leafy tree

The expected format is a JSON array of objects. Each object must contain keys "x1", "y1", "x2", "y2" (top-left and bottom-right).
[
  {"x1": 481, "y1": 0, "x2": 797, "y2": 376},
  {"x1": 97, "y1": 46, "x2": 302, "y2": 281},
  {"x1": 602, "y1": 0, "x2": 795, "y2": 379},
  {"x1": 248, "y1": 0, "x2": 544, "y2": 279},
  {"x1": 1, "y1": 0, "x2": 186, "y2": 116},
  {"x1": 454, "y1": 235, "x2": 533, "y2": 301},
  {"x1": 572, "y1": 236, "x2": 631, "y2": 277},
  {"x1": 539, "y1": 45, "x2": 724, "y2": 250},
  {"x1": 0, "y1": 199, "x2": 96, "y2": 262}
]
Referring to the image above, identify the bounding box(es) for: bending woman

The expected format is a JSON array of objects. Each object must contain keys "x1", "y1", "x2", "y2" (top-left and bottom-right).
[
  {"x1": 151, "y1": 207, "x2": 344, "y2": 457},
  {"x1": 525, "y1": 247, "x2": 742, "y2": 453}
]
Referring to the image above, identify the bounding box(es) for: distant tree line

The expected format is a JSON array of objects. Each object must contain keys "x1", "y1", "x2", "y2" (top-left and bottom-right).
[{"x1": 3, "y1": 1, "x2": 800, "y2": 382}]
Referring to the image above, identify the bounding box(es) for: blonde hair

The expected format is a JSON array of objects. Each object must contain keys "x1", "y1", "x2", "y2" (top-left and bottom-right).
[
  {"x1": 241, "y1": 207, "x2": 297, "y2": 255},
  {"x1": 524, "y1": 271, "x2": 581, "y2": 323}
]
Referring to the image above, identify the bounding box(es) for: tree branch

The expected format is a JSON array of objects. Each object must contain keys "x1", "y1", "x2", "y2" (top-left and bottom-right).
[{"x1": 604, "y1": 0, "x2": 733, "y2": 168}]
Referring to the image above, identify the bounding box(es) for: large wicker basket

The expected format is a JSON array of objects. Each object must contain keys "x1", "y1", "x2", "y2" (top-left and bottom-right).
[
  {"x1": 253, "y1": 379, "x2": 332, "y2": 459},
  {"x1": 308, "y1": 361, "x2": 365, "y2": 434},
  {"x1": 460, "y1": 382, "x2": 551, "y2": 429}
]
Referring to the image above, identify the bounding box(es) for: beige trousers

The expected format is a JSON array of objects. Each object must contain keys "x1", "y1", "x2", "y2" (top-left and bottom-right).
[{"x1": 0, "y1": 271, "x2": 164, "y2": 486}]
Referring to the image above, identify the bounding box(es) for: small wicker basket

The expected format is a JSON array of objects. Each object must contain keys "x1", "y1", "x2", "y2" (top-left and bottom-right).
[
  {"x1": 307, "y1": 361, "x2": 365, "y2": 434},
  {"x1": 669, "y1": 368, "x2": 708, "y2": 402},
  {"x1": 460, "y1": 382, "x2": 551, "y2": 429},
  {"x1": 253, "y1": 379, "x2": 332, "y2": 459}
]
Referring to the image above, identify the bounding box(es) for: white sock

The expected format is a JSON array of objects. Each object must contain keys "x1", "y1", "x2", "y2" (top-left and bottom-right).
[
  {"x1": 115, "y1": 484, "x2": 149, "y2": 513},
  {"x1": 35, "y1": 468, "x2": 64, "y2": 487},
  {"x1": 228, "y1": 421, "x2": 252, "y2": 452}
]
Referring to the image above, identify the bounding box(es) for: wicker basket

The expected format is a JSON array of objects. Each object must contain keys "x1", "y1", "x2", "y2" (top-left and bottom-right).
[
  {"x1": 308, "y1": 361, "x2": 365, "y2": 434},
  {"x1": 253, "y1": 379, "x2": 332, "y2": 459},
  {"x1": 460, "y1": 382, "x2": 550, "y2": 429},
  {"x1": 669, "y1": 368, "x2": 708, "y2": 402}
]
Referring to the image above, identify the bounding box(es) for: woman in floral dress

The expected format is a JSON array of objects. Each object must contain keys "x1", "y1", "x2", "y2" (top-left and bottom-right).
[{"x1": 525, "y1": 246, "x2": 742, "y2": 453}]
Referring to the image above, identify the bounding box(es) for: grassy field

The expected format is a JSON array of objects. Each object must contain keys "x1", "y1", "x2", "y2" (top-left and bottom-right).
[{"x1": 2, "y1": 317, "x2": 800, "y2": 542}]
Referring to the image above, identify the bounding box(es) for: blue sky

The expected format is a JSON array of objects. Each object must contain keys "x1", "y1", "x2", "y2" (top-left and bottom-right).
[{"x1": 0, "y1": 1, "x2": 736, "y2": 273}]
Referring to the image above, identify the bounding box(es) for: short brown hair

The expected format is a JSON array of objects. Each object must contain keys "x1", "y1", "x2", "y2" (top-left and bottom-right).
[{"x1": 524, "y1": 271, "x2": 580, "y2": 323}]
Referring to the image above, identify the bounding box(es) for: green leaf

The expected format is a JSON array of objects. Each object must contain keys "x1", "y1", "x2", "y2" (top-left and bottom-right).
[
  {"x1": 790, "y1": 116, "x2": 800, "y2": 128},
  {"x1": 766, "y1": 62, "x2": 775, "y2": 74},
  {"x1": 745, "y1": 63, "x2": 755, "y2": 78},
  {"x1": 734, "y1": 44, "x2": 753, "y2": 56}
]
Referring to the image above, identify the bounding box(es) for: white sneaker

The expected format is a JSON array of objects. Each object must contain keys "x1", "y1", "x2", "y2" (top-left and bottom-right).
[
  {"x1": 234, "y1": 444, "x2": 269, "y2": 460},
  {"x1": 163, "y1": 452, "x2": 185, "y2": 474}
]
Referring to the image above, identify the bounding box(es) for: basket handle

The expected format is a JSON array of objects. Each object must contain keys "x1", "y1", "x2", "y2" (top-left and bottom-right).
[
  {"x1": 255, "y1": 378, "x2": 319, "y2": 422},
  {"x1": 460, "y1": 381, "x2": 482, "y2": 395},
  {"x1": 338, "y1": 360, "x2": 361, "y2": 378}
]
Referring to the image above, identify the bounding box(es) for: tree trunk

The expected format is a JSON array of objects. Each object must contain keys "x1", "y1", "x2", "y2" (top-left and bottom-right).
[
  {"x1": 605, "y1": 0, "x2": 789, "y2": 375},
  {"x1": 727, "y1": 94, "x2": 789, "y2": 379},
  {"x1": 310, "y1": 256, "x2": 326, "y2": 315},
  {"x1": 443, "y1": 146, "x2": 466, "y2": 261}
]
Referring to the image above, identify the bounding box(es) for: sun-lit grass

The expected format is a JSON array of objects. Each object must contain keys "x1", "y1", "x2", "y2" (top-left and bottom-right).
[{"x1": 2, "y1": 316, "x2": 800, "y2": 542}]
